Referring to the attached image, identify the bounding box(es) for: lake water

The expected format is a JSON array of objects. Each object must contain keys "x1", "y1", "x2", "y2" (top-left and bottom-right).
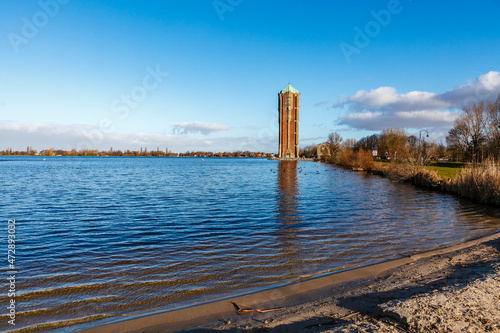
[{"x1": 1, "y1": 156, "x2": 499, "y2": 332}]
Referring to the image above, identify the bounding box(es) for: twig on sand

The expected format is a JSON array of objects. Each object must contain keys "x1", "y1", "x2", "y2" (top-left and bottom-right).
[
  {"x1": 339, "y1": 312, "x2": 359, "y2": 320},
  {"x1": 230, "y1": 301, "x2": 285, "y2": 315}
]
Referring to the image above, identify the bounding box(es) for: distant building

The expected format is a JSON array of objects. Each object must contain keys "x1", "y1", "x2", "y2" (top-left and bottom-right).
[
  {"x1": 317, "y1": 143, "x2": 330, "y2": 160},
  {"x1": 278, "y1": 84, "x2": 300, "y2": 158}
]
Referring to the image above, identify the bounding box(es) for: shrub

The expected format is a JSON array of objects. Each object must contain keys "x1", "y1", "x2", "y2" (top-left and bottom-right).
[
  {"x1": 337, "y1": 147, "x2": 355, "y2": 168},
  {"x1": 454, "y1": 160, "x2": 500, "y2": 205},
  {"x1": 357, "y1": 149, "x2": 374, "y2": 171},
  {"x1": 336, "y1": 148, "x2": 374, "y2": 171}
]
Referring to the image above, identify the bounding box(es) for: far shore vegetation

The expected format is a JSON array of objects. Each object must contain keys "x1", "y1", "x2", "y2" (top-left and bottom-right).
[
  {"x1": 304, "y1": 94, "x2": 500, "y2": 206},
  {"x1": 0, "y1": 147, "x2": 271, "y2": 158}
]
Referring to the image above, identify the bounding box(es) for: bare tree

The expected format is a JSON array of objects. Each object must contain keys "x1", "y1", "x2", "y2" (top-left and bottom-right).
[
  {"x1": 446, "y1": 102, "x2": 487, "y2": 163},
  {"x1": 326, "y1": 132, "x2": 343, "y2": 162},
  {"x1": 486, "y1": 94, "x2": 500, "y2": 160},
  {"x1": 378, "y1": 128, "x2": 410, "y2": 162},
  {"x1": 354, "y1": 134, "x2": 380, "y2": 151},
  {"x1": 342, "y1": 138, "x2": 357, "y2": 149},
  {"x1": 300, "y1": 144, "x2": 317, "y2": 158}
]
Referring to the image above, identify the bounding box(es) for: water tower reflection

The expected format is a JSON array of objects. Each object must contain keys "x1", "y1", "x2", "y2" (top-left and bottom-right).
[{"x1": 275, "y1": 161, "x2": 304, "y2": 266}]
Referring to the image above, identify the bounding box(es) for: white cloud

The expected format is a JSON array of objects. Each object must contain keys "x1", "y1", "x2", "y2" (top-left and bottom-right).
[
  {"x1": 438, "y1": 71, "x2": 500, "y2": 106},
  {"x1": 0, "y1": 121, "x2": 274, "y2": 153},
  {"x1": 314, "y1": 99, "x2": 333, "y2": 107},
  {"x1": 338, "y1": 87, "x2": 448, "y2": 112},
  {"x1": 344, "y1": 112, "x2": 382, "y2": 120},
  {"x1": 172, "y1": 122, "x2": 230, "y2": 135},
  {"x1": 340, "y1": 110, "x2": 458, "y2": 131},
  {"x1": 336, "y1": 71, "x2": 500, "y2": 133}
]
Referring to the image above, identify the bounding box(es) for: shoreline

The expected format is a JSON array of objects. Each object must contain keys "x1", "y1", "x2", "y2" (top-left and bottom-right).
[
  {"x1": 328, "y1": 160, "x2": 500, "y2": 207},
  {"x1": 76, "y1": 232, "x2": 500, "y2": 333}
]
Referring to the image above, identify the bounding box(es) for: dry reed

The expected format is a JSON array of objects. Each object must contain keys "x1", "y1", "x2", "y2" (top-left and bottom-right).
[
  {"x1": 453, "y1": 160, "x2": 500, "y2": 205},
  {"x1": 336, "y1": 149, "x2": 374, "y2": 171},
  {"x1": 329, "y1": 151, "x2": 500, "y2": 206}
]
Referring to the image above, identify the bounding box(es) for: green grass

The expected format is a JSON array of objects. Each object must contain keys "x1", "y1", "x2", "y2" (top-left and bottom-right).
[
  {"x1": 425, "y1": 162, "x2": 466, "y2": 179},
  {"x1": 429, "y1": 161, "x2": 466, "y2": 168},
  {"x1": 373, "y1": 161, "x2": 465, "y2": 179}
]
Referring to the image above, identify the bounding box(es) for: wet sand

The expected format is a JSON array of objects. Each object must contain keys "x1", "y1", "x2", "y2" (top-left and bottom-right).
[{"x1": 78, "y1": 232, "x2": 500, "y2": 333}]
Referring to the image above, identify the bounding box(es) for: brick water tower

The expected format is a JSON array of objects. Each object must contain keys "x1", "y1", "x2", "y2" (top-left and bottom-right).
[{"x1": 278, "y1": 84, "x2": 300, "y2": 158}]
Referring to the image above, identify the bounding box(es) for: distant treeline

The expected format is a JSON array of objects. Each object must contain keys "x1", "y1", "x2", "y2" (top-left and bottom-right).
[{"x1": 0, "y1": 147, "x2": 272, "y2": 158}]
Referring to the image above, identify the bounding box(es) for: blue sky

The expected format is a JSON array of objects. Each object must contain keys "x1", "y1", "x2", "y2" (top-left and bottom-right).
[{"x1": 1, "y1": 0, "x2": 500, "y2": 153}]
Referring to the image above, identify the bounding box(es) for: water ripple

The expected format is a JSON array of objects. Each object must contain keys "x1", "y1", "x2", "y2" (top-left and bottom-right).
[{"x1": 0, "y1": 157, "x2": 499, "y2": 332}]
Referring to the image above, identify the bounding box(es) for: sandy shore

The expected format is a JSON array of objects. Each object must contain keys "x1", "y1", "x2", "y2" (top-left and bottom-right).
[
  {"x1": 78, "y1": 233, "x2": 500, "y2": 333},
  {"x1": 185, "y1": 233, "x2": 500, "y2": 333}
]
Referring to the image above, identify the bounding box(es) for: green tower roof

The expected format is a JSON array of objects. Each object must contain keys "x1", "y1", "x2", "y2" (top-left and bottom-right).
[{"x1": 280, "y1": 84, "x2": 299, "y2": 94}]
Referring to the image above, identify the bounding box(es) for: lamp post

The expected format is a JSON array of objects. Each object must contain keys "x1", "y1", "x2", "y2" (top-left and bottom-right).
[
  {"x1": 498, "y1": 125, "x2": 500, "y2": 162},
  {"x1": 418, "y1": 129, "x2": 429, "y2": 165}
]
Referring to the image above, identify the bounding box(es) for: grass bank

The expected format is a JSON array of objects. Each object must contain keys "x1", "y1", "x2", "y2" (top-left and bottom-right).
[
  {"x1": 328, "y1": 154, "x2": 500, "y2": 206},
  {"x1": 373, "y1": 161, "x2": 500, "y2": 206},
  {"x1": 425, "y1": 161, "x2": 465, "y2": 179}
]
